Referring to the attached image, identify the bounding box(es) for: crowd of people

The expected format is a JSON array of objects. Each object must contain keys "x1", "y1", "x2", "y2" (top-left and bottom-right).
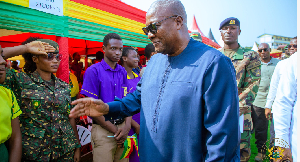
[{"x1": 0, "y1": 0, "x2": 297, "y2": 162}]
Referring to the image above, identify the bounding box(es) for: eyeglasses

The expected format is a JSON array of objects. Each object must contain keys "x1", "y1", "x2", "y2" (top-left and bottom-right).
[
  {"x1": 47, "y1": 53, "x2": 61, "y2": 61},
  {"x1": 288, "y1": 45, "x2": 297, "y2": 48},
  {"x1": 258, "y1": 48, "x2": 269, "y2": 52},
  {"x1": 35, "y1": 53, "x2": 61, "y2": 61},
  {"x1": 142, "y1": 15, "x2": 178, "y2": 35}
]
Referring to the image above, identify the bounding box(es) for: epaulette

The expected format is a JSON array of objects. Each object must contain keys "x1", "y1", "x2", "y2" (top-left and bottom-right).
[
  {"x1": 241, "y1": 48, "x2": 257, "y2": 56},
  {"x1": 242, "y1": 48, "x2": 252, "y2": 53},
  {"x1": 56, "y1": 77, "x2": 69, "y2": 89}
]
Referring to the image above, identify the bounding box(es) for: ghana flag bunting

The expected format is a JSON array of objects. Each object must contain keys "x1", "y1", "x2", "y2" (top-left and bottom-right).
[{"x1": 120, "y1": 133, "x2": 139, "y2": 160}]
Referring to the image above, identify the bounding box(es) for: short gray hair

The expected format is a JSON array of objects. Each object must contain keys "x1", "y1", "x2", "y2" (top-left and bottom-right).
[{"x1": 148, "y1": 0, "x2": 187, "y2": 24}]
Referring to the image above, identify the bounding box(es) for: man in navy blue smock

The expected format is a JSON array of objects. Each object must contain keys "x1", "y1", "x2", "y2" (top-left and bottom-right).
[{"x1": 70, "y1": 0, "x2": 240, "y2": 161}]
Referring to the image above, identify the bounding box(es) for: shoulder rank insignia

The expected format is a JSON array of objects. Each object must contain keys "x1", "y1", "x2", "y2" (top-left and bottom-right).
[
  {"x1": 229, "y1": 20, "x2": 235, "y2": 25},
  {"x1": 33, "y1": 100, "x2": 40, "y2": 108}
]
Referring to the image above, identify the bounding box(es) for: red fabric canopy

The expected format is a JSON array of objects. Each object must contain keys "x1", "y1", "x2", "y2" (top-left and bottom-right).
[
  {"x1": 189, "y1": 15, "x2": 206, "y2": 37},
  {"x1": 188, "y1": 15, "x2": 221, "y2": 49},
  {"x1": 0, "y1": 32, "x2": 147, "y2": 56},
  {"x1": 0, "y1": 33, "x2": 56, "y2": 47},
  {"x1": 71, "y1": 0, "x2": 146, "y2": 24},
  {"x1": 0, "y1": 33, "x2": 107, "y2": 55},
  {"x1": 202, "y1": 37, "x2": 221, "y2": 49}
]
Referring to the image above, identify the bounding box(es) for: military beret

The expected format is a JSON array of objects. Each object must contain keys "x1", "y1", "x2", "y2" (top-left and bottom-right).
[
  {"x1": 36, "y1": 39, "x2": 59, "y2": 53},
  {"x1": 189, "y1": 32, "x2": 202, "y2": 42},
  {"x1": 219, "y1": 17, "x2": 240, "y2": 30}
]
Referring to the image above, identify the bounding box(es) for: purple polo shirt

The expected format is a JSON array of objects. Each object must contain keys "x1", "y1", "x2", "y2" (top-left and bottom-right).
[{"x1": 81, "y1": 60, "x2": 128, "y2": 103}]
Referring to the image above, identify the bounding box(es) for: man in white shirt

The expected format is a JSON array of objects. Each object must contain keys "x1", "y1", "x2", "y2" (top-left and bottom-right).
[
  {"x1": 273, "y1": 52, "x2": 297, "y2": 161},
  {"x1": 265, "y1": 59, "x2": 287, "y2": 147},
  {"x1": 265, "y1": 47, "x2": 297, "y2": 150}
]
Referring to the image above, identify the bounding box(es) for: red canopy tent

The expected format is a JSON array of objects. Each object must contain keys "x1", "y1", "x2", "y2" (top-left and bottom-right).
[
  {"x1": 0, "y1": 32, "x2": 57, "y2": 48},
  {"x1": 188, "y1": 15, "x2": 221, "y2": 49},
  {"x1": 0, "y1": 0, "x2": 150, "y2": 83}
]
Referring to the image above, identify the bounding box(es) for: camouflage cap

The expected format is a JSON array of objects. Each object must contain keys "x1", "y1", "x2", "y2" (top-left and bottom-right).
[
  {"x1": 36, "y1": 39, "x2": 59, "y2": 53},
  {"x1": 190, "y1": 32, "x2": 202, "y2": 42},
  {"x1": 219, "y1": 17, "x2": 240, "y2": 30}
]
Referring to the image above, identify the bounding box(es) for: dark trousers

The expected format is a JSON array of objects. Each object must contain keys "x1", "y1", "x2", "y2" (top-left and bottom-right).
[{"x1": 251, "y1": 105, "x2": 268, "y2": 153}]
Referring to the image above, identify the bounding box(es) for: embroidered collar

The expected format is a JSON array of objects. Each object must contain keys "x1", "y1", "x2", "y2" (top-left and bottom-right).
[{"x1": 100, "y1": 60, "x2": 121, "y2": 71}]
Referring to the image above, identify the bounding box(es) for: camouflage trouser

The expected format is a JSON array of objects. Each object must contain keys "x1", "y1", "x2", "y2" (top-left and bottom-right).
[
  {"x1": 240, "y1": 109, "x2": 252, "y2": 162},
  {"x1": 22, "y1": 150, "x2": 74, "y2": 162},
  {"x1": 54, "y1": 150, "x2": 74, "y2": 162}
]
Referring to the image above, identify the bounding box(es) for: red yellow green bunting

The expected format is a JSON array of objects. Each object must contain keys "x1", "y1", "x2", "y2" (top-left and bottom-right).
[{"x1": 120, "y1": 133, "x2": 139, "y2": 160}]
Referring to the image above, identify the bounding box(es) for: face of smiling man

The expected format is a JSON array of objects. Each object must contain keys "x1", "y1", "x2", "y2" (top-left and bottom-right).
[{"x1": 144, "y1": 0, "x2": 189, "y2": 56}]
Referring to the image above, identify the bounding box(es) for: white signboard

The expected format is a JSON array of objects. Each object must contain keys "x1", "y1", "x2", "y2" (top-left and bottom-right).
[{"x1": 29, "y1": 0, "x2": 63, "y2": 16}]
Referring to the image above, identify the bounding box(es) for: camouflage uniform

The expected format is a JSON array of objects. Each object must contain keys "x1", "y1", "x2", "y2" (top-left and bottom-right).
[
  {"x1": 219, "y1": 45, "x2": 261, "y2": 161},
  {"x1": 3, "y1": 69, "x2": 81, "y2": 162},
  {"x1": 279, "y1": 53, "x2": 290, "y2": 60}
]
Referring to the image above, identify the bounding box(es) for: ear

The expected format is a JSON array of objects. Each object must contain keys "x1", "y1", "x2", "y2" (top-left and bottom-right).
[
  {"x1": 175, "y1": 16, "x2": 184, "y2": 30},
  {"x1": 122, "y1": 56, "x2": 128, "y2": 62},
  {"x1": 32, "y1": 56, "x2": 39, "y2": 64},
  {"x1": 102, "y1": 46, "x2": 106, "y2": 53},
  {"x1": 238, "y1": 29, "x2": 241, "y2": 35}
]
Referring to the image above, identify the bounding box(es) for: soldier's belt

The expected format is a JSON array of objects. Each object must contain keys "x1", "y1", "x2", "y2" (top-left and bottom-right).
[
  {"x1": 109, "y1": 118, "x2": 125, "y2": 125},
  {"x1": 93, "y1": 118, "x2": 124, "y2": 125}
]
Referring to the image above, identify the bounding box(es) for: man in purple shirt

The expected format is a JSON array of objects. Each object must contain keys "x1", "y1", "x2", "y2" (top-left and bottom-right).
[{"x1": 81, "y1": 33, "x2": 131, "y2": 162}]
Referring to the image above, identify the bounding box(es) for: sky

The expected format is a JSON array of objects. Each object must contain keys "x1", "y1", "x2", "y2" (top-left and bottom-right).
[{"x1": 121, "y1": 0, "x2": 297, "y2": 47}]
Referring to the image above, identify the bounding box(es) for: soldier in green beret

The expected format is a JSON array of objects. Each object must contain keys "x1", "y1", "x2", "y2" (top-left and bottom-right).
[
  {"x1": 218, "y1": 17, "x2": 261, "y2": 161},
  {"x1": 2, "y1": 38, "x2": 81, "y2": 162}
]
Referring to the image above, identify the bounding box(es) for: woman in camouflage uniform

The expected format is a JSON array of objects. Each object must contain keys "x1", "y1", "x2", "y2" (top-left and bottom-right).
[{"x1": 2, "y1": 38, "x2": 81, "y2": 162}]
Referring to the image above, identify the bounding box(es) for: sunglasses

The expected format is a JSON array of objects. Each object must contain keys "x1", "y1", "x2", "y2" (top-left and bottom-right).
[
  {"x1": 35, "y1": 53, "x2": 61, "y2": 61},
  {"x1": 258, "y1": 48, "x2": 269, "y2": 52},
  {"x1": 142, "y1": 15, "x2": 178, "y2": 35},
  {"x1": 288, "y1": 45, "x2": 297, "y2": 48}
]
